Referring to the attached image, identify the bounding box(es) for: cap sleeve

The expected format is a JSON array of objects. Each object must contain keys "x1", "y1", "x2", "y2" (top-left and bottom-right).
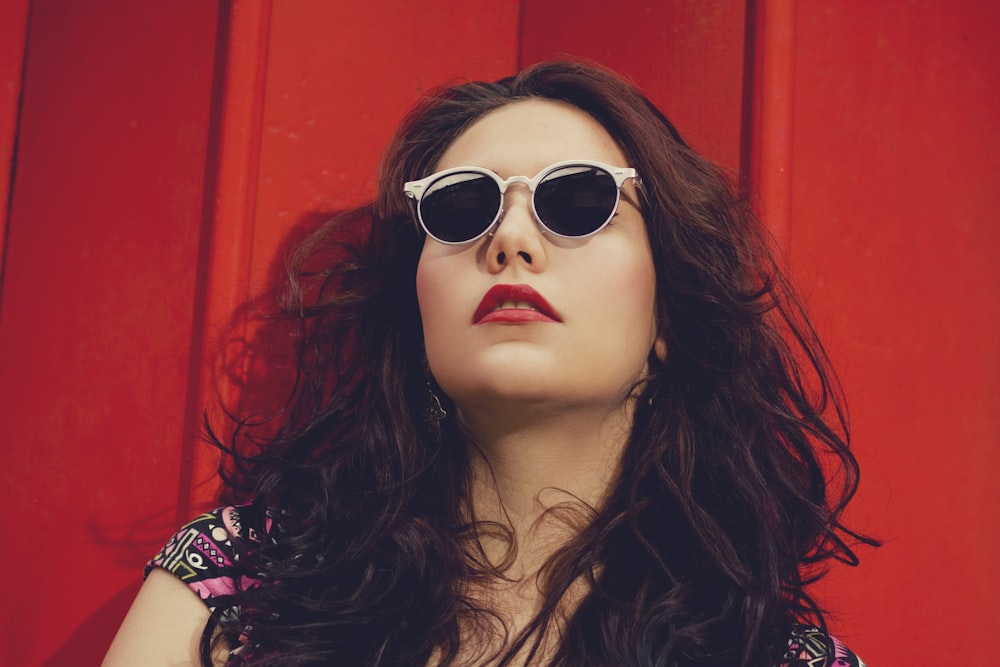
[
  {"x1": 782, "y1": 625, "x2": 868, "y2": 666},
  {"x1": 145, "y1": 506, "x2": 247, "y2": 611}
]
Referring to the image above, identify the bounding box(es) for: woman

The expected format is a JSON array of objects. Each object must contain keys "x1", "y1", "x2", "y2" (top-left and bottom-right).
[{"x1": 105, "y1": 61, "x2": 872, "y2": 666}]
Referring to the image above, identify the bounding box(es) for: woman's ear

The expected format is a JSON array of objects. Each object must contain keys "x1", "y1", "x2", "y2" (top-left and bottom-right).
[{"x1": 653, "y1": 336, "x2": 667, "y2": 362}]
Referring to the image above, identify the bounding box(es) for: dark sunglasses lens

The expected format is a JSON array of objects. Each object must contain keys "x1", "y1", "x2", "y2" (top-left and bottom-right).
[
  {"x1": 420, "y1": 172, "x2": 500, "y2": 243},
  {"x1": 534, "y1": 166, "x2": 618, "y2": 237}
]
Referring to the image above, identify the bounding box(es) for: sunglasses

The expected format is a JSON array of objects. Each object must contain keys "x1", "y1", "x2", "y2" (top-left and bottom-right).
[{"x1": 403, "y1": 160, "x2": 639, "y2": 245}]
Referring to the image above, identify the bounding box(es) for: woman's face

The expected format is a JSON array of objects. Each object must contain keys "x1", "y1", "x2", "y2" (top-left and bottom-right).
[{"x1": 416, "y1": 99, "x2": 660, "y2": 421}]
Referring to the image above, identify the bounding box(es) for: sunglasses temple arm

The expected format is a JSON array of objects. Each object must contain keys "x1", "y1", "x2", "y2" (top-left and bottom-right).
[{"x1": 403, "y1": 195, "x2": 425, "y2": 236}]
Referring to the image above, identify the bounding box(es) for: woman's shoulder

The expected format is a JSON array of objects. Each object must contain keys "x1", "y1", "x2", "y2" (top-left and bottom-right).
[
  {"x1": 145, "y1": 504, "x2": 273, "y2": 611},
  {"x1": 782, "y1": 624, "x2": 867, "y2": 666}
]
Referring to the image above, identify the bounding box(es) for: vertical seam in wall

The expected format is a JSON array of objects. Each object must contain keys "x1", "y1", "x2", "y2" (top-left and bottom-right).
[
  {"x1": 178, "y1": 0, "x2": 273, "y2": 522},
  {"x1": 741, "y1": 0, "x2": 796, "y2": 259},
  {"x1": 516, "y1": 0, "x2": 526, "y2": 70},
  {"x1": 0, "y1": 0, "x2": 33, "y2": 327},
  {"x1": 738, "y1": 0, "x2": 759, "y2": 197},
  {"x1": 178, "y1": 0, "x2": 232, "y2": 525}
]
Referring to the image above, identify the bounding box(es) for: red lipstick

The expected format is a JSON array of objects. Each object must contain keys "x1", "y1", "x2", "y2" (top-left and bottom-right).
[{"x1": 473, "y1": 284, "x2": 561, "y2": 324}]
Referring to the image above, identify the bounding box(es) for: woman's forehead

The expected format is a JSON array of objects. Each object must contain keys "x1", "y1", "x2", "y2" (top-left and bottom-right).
[{"x1": 434, "y1": 99, "x2": 629, "y2": 176}]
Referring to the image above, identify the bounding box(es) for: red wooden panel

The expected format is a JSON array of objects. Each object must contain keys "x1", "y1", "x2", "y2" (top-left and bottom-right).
[
  {"x1": 791, "y1": 4, "x2": 1000, "y2": 664},
  {"x1": 0, "y1": 2, "x2": 219, "y2": 664}
]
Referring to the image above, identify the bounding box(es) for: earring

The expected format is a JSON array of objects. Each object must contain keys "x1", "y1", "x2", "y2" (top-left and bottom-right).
[
  {"x1": 428, "y1": 384, "x2": 447, "y2": 420},
  {"x1": 425, "y1": 381, "x2": 447, "y2": 427}
]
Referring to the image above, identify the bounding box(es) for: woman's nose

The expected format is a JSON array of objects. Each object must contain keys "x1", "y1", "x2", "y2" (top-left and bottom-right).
[{"x1": 484, "y1": 189, "x2": 547, "y2": 273}]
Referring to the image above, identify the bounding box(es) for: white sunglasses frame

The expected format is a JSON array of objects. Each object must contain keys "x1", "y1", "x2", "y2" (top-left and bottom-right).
[{"x1": 403, "y1": 159, "x2": 639, "y2": 245}]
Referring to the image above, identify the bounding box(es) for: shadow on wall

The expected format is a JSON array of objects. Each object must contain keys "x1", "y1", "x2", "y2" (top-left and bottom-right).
[
  {"x1": 56, "y1": 502, "x2": 195, "y2": 663},
  {"x1": 46, "y1": 580, "x2": 141, "y2": 666},
  {"x1": 208, "y1": 208, "x2": 375, "y2": 505},
  {"x1": 52, "y1": 208, "x2": 373, "y2": 663}
]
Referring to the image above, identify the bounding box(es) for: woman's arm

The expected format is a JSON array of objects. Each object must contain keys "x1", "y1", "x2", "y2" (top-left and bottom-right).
[{"x1": 102, "y1": 568, "x2": 212, "y2": 666}]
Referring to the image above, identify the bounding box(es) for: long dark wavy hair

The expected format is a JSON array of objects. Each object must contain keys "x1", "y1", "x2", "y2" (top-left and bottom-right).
[{"x1": 203, "y1": 61, "x2": 873, "y2": 666}]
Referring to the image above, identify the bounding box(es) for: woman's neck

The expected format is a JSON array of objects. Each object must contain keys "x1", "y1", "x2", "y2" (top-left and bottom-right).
[
  {"x1": 458, "y1": 399, "x2": 634, "y2": 570},
  {"x1": 440, "y1": 401, "x2": 634, "y2": 666}
]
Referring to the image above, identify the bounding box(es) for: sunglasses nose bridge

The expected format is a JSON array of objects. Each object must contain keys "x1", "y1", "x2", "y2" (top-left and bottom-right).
[
  {"x1": 497, "y1": 175, "x2": 535, "y2": 201},
  {"x1": 494, "y1": 176, "x2": 542, "y2": 233}
]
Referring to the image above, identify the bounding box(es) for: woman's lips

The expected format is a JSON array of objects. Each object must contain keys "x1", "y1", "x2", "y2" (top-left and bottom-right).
[{"x1": 472, "y1": 284, "x2": 561, "y2": 324}]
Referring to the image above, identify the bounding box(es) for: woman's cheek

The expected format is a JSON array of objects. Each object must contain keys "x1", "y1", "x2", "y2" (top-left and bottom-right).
[{"x1": 416, "y1": 252, "x2": 461, "y2": 379}]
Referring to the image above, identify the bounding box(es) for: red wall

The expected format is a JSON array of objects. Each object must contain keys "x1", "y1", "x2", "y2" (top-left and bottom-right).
[
  {"x1": 1, "y1": 2, "x2": 220, "y2": 664},
  {"x1": 789, "y1": 5, "x2": 1000, "y2": 663},
  {"x1": 2, "y1": 2, "x2": 996, "y2": 665}
]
